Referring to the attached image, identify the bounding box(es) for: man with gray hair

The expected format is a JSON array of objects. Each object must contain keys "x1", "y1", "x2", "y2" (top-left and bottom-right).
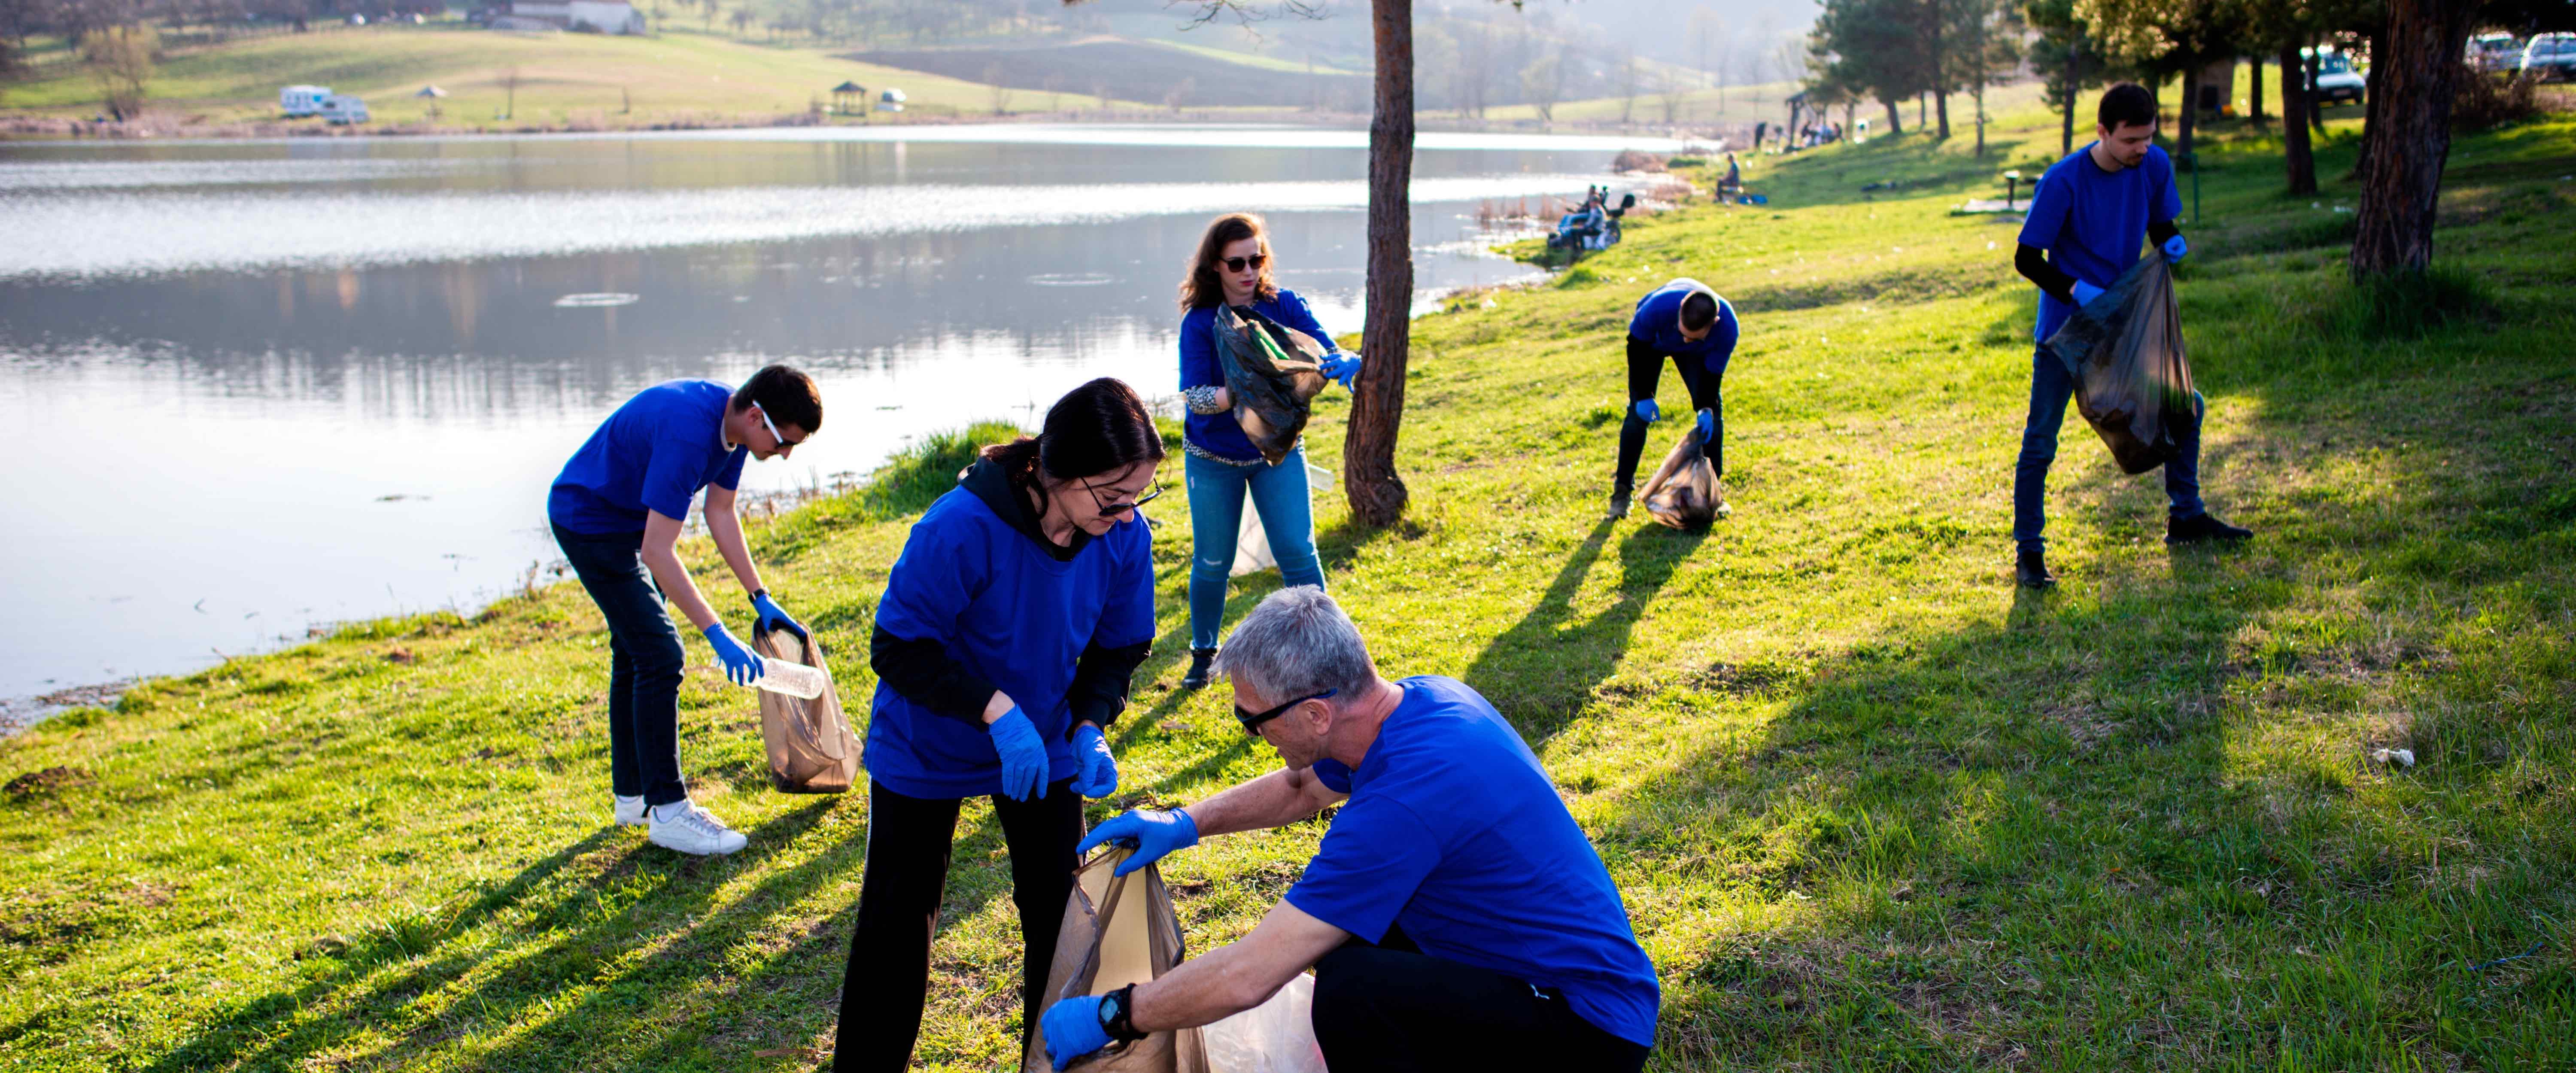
[{"x1": 1037, "y1": 587, "x2": 1659, "y2": 1072}]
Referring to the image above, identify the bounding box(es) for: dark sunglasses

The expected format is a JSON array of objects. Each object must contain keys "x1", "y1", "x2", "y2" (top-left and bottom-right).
[
  {"x1": 1221, "y1": 254, "x2": 1268, "y2": 273},
  {"x1": 1083, "y1": 477, "x2": 1165, "y2": 517},
  {"x1": 1236, "y1": 688, "x2": 1336, "y2": 736}
]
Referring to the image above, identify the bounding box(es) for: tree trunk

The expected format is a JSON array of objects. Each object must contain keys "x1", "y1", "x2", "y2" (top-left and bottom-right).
[
  {"x1": 2178, "y1": 72, "x2": 2198, "y2": 161},
  {"x1": 1973, "y1": 77, "x2": 1985, "y2": 156},
  {"x1": 2353, "y1": 28, "x2": 2388, "y2": 183},
  {"x1": 2251, "y1": 51, "x2": 2266, "y2": 124},
  {"x1": 2306, "y1": 37, "x2": 2325, "y2": 132},
  {"x1": 2350, "y1": 0, "x2": 2481, "y2": 278},
  {"x1": 2279, "y1": 41, "x2": 2316, "y2": 194},
  {"x1": 1884, "y1": 95, "x2": 1902, "y2": 135},
  {"x1": 1344, "y1": 0, "x2": 1413, "y2": 526},
  {"x1": 1927, "y1": 0, "x2": 1948, "y2": 138},
  {"x1": 2063, "y1": 42, "x2": 2078, "y2": 155}
]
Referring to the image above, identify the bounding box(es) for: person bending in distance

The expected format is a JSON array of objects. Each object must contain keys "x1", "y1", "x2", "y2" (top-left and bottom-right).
[
  {"x1": 1610, "y1": 278, "x2": 1738, "y2": 520},
  {"x1": 1038, "y1": 587, "x2": 1660, "y2": 1073},
  {"x1": 2010, "y1": 81, "x2": 2251, "y2": 589}
]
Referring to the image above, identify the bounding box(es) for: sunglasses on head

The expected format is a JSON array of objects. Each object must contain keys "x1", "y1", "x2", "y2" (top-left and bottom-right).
[
  {"x1": 1236, "y1": 688, "x2": 1336, "y2": 736},
  {"x1": 1221, "y1": 254, "x2": 1268, "y2": 274}
]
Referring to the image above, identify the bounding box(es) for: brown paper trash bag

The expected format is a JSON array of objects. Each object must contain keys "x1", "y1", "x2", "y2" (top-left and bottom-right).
[
  {"x1": 1024, "y1": 848, "x2": 1209, "y2": 1073},
  {"x1": 1211, "y1": 304, "x2": 1331, "y2": 467},
  {"x1": 1639, "y1": 425, "x2": 1728, "y2": 530},
  {"x1": 749, "y1": 629, "x2": 860, "y2": 794}
]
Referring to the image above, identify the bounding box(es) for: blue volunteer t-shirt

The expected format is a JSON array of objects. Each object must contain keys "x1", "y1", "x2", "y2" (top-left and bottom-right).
[
  {"x1": 1288, "y1": 676, "x2": 1661, "y2": 1047},
  {"x1": 548, "y1": 380, "x2": 748, "y2": 535},
  {"x1": 1179, "y1": 288, "x2": 1342, "y2": 462},
  {"x1": 863, "y1": 488, "x2": 1157, "y2": 799},
  {"x1": 2019, "y1": 143, "x2": 2180, "y2": 341},
  {"x1": 1627, "y1": 278, "x2": 1741, "y2": 377}
]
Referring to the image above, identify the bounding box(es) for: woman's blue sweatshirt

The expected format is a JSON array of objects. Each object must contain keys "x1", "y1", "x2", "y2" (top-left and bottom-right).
[
  {"x1": 864, "y1": 458, "x2": 1157, "y2": 799},
  {"x1": 1179, "y1": 288, "x2": 1341, "y2": 462}
]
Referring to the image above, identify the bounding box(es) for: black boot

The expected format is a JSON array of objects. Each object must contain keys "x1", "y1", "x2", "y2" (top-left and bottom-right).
[
  {"x1": 2166, "y1": 512, "x2": 2253, "y2": 545},
  {"x1": 1181, "y1": 647, "x2": 1217, "y2": 690},
  {"x1": 1607, "y1": 481, "x2": 1634, "y2": 520},
  {"x1": 2016, "y1": 549, "x2": 2056, "y2": 589}
]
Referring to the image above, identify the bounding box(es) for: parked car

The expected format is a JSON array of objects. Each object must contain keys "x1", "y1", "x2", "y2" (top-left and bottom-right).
[
  {"x1": 320, "y1": 95, "x2": 370, "y2": 125},
  {"x1": 279, "y1": 84, "x2": 332, "y2": 118},
  {"x1": 345, "y1": 12, "x2": 365, "y2": 24},
  {"x1": 2305, "y1": 48, "x2": 2366, "y2": 105},
  {"x1": 2468, "y1": 33, "x2": 2521, "y2": 73},
  {"x1": 2524, "y1": 33, "x2": 2576, "y2": 82}
]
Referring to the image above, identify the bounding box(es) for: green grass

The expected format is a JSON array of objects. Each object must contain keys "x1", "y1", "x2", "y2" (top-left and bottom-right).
[{"x1": 4, "y1": 97, "x2": 2575, "y2": 1072}]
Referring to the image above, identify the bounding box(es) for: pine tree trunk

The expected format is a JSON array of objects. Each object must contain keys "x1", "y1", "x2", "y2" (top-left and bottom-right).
[
  {"x1": 2251, "y1": 51, "x2": 2266, "y2": 123},
  {"x1": 1927, "y1": 0, "x2": 1948, "y2": 138},
  {"x1": 2353, "y1": 28, "x2": 2388, "y2": 183},
  {"x1": 1973, "y1": 77, "x2": 1985, "y2": 156},
  {"x1": 2350, "y1": 0, "x2": 2481, "y2": 278},
  {"x1": 2178, "y1": 73, "x2": 2198, "y2": 160},
  {"x1": 1344, "y1": 0, "x2": 1413, "y2": 526},
  {"x1": 1885, "y1": 96, "x2": 1902, "y2": 135},
  {"x1": 2279, "y1": 41, "x2": 2316, "y2": 195},
  {"x1": 2305, "y1": 38, "x2": 2325, "y2": 132}
]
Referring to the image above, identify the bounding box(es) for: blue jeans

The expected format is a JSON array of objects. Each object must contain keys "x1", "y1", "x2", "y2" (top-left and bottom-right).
[
  {"x1": 1186, "y1": 444, "x2": 1324, "y2": 650},
  {"x1": 553, "y1": 523, "x2": 690, "y2": 807},
  {"x1": 2013, "y1": 346, "x2": 2205, "y2": 555}
]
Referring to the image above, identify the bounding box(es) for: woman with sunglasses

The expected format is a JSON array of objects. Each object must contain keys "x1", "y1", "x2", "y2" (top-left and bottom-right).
[
  {"x1": 834, "y1": 377, "x2": 1164, "y2": 1073},
  {"x1": 1175, "y1": 212, "x2": 1361, "y2": 690}
]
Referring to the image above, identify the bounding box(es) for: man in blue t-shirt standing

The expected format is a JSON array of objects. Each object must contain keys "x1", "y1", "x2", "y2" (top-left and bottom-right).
[
  {"x1": 547, "y1": 364, "x2": 822, "y2": 856},
  {"x1": 1037, "y1": 588, "x2": 1660, "y2": 1073},
  {"x1": 1610, "y1": 277, "x2": 1739, "y2": 520},
  {"x1": 2011, "y1": 82, "x2": 2251, "y2": 588}
]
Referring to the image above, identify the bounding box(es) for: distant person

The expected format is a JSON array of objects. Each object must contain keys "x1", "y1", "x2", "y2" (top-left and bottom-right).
[
  {"x1": 2010, "y1": 82, "x2": 2251, "y2": 588},
  {"x1": 1722, "y1": 152, "x2": 1743, "y2": 195},
  {"x1": 547, "y1": 365, "x2": 820, "y2": 856},
  {"x1": 1039, "y1": 587, "x2": 1659, "y2": 1073},
  {"x1": 1174, "y1": 213, "x2": 1361, "y2": 689},
  {"x1": 1609, "y1": 278, "x2": 1739, "y2": 520},
  {"x1": 1752, "y1": 120, "x2": 1768, "y2": 153},
  {"x1": 834, "y1": 377, "x2": 1163, "y2": 1072}
]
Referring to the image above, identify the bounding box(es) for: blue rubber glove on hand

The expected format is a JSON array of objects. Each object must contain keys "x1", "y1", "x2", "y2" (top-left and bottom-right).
[
  {"x1": 1318, "y1": 352, "x2": 1362, "y2": 389},
  {"x1": 703, "y1": 623, "x2": 763, "y2": 685},
  {"x1": 1071, "y1": 724, "x2": 1118, "y2": 798},
  {"x1": 1040, "y1": 994, "x2": 1114, "y2": 1071},
  {"x1": 987, "y1": 707, "x2": 1049, "y2": 801},
  {"x1": 2071, "y1": 280, "x2": 2107, "y2": 308},
  {"x1": 1077, "y1": 809, "x2": 1200, "y2": 877},
  {"x1": 1631, "y1": 398, "x2": 1660, "y2": 423},
  {"x1": 2163, "y1": 234, "x2": 2188, "y2": 264},
  {"x1": 1695, "y1": 407, "x2": 1716, "y2": 443},
  {"x1": 749, "y1": 591, "x2": 806, "y2": 641}
]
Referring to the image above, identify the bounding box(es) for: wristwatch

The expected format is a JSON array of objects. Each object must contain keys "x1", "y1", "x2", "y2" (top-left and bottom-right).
[{"x1": 1100, "y1": 983, "x2": 1145, "y2": 1043}]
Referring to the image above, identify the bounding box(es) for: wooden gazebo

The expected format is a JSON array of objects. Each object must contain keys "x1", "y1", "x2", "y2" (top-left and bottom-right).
[{"x1": 830, "y1": 81, "x2": 866, "y2": 116}]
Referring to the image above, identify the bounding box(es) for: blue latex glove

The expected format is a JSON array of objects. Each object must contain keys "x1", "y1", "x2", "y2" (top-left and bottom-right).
[
  {"x1": 1071, "y1": 724, "x2": 1118, "y2": 798},
  {"x1": 2163, "y1": 234, "x2": 2188, "y2": 264},
  {"x1": 1077, "y1": 809, "x2": 1200, "y2": 877},
  {"x1": 749, "y1": 591, "x2": 806, "y2": 641},
  {"x1": 1318, "y1": 352, "x2": 1361, "y2": 389},
  {"x1": 1695, "y1": 407, "x2": 1716, "y2": 442},
  {"x1": 1630, "y1": 398, "x2": 1660, "y2": 423},
  {"x1": 703, "y1": 623, "x2": 763, "y2": 685},
  {"x1": 2071, "y1": 280, "x2": 2107, "y2": 308},
  {"x1": 988, "y1": 707, "x2": 1048, "y2": 801},
  {"x1": 1041, "y1": 994, "x2": 1114, "y2": 1071}
]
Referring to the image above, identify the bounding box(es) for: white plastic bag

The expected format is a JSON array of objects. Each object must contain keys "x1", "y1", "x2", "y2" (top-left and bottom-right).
[
  {"x1": 1228, "y1": 463, "x2": 1329, "y2": 578},
  {"x1": 1200, "y1": 974, "x2": 1327, "y2": 1073}
]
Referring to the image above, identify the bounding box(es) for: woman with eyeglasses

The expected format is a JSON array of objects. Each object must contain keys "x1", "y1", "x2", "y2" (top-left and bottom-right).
[
  {"x1": 1175, "y1": 212, "x2": 1361, "y2": 690},
  {"x1": 833, "y1": 377, "x2": 1164, "y2": 1073}
]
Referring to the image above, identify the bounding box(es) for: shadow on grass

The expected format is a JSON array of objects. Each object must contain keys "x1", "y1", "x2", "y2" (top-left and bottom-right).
[{"x1": 1462, "y1": 518, "x2": 1706, "y2": 741}]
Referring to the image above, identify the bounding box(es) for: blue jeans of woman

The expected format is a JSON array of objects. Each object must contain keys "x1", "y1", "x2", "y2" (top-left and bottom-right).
[
  {"x1": 551, "y1": 523, "x2": 689, "y2": 807},
  {"x1": 1186, "y1": 443, "x2": 1324, "y2": 650},
  {"x1": 2014, "y1": 345, "x2": 2205, "y2": 555}
]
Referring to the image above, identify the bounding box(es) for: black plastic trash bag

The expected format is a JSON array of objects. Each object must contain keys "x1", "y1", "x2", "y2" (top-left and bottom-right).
[
  {"x1": 2043, "y1": 256, "x2": 2198, "y2": 475},
  {"x1": 1211, "y1": 304, "x2": 1329, "y2": 466},
  {"x1": 1640, "y1": 425, "x2": 1728, "y2": 530}
]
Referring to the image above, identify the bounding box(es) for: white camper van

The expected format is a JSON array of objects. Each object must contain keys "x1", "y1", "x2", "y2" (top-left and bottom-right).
[
  {"x1": 280, "y1": 85, "x2": 332, "y2": 118},
  {"x1": 320, "y1": 95, "x2": 371, "y2": 125}
]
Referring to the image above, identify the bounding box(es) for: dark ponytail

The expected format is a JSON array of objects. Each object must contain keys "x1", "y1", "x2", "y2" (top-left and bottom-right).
[{"x1": 980, "y1": 378, "x2": 1166, "y2": 489}]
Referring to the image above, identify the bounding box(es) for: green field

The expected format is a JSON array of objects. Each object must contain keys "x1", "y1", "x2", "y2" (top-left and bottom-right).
[{"x1": 2, "y1": 96, "x2": 2572, "y2": 1071}]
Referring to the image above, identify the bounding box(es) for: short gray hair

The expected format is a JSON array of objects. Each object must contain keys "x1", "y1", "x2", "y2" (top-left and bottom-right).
[{"x1": 1211, "y1": 587, "x2": 1374, "y2": 704}]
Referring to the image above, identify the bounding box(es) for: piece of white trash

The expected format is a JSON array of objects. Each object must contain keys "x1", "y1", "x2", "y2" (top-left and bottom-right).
[
  {"x1": 717, "y1": 656, "x2": 829, "y2": 700},
  {"x1": 2370, "y1": 747, "x2": 2416, "y2": 768}
]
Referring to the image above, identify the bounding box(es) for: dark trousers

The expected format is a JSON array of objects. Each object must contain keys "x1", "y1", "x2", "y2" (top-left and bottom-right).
[
  {"x1": 2011, "y1": 344, "x2": 2207, "y2": 554},
  {"x1": 1615, "y1": 335, "x2": 1725, "y2": 493},
  {"x1": 552, "y1": 523, "x2": 688, "y2": 808},
  {"x1": 1310, "y1": 934, "x2": 1652, "y2": 1073},
  {"x1": 834, "y1": 778, "x2": 1084, "y2": 1073}
]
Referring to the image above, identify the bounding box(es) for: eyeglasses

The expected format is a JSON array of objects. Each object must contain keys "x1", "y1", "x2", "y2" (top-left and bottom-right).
[
  {"x1": 758, "y1": 407, "x2": 805, "y2": 450},
  {"x1": 1221, "y1": 254, "x2": 1268, "y2": 274},
  {"x1": 1236, "y1": 688, "x2": 1336, "y2": 736},
  {"x1": 1082, "y1": 476, "x2": 1165, "y2": 517}
]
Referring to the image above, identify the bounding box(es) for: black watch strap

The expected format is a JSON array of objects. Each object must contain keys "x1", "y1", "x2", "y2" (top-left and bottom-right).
[
  {"x1": 749, "y1": 588, "x2": 769, "y2": 602},
  {"x1": 1103, "y1": 983, "x2": 1144, "y2": 1043}
]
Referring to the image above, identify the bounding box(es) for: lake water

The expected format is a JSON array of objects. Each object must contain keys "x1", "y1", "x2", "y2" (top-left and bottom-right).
[{"x1": 0, "y1": 124, "x2": 1681, "y2": 704}]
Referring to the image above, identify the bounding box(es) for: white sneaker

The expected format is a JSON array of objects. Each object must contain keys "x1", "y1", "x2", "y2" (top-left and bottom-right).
[
  {"x1": 613, "y1": 794, "x2": 648, "y2": 827},
  {"x1": 648, "y1": 799, "x2": 747, "y2": 856}
]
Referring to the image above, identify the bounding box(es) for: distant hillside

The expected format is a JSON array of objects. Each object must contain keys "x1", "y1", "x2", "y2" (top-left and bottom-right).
[{"x1": 848, "y1": 36, "x2": 1370, "y2": 112}]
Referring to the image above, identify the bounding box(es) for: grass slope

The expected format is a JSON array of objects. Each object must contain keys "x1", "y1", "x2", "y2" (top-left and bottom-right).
[{"x1": 3, "y1": 102, "x2": 2573, "y2": 1072}]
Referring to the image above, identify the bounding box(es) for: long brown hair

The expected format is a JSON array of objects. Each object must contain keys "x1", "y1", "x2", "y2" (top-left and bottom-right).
[{"x1": 1178, "y1": 212, "x2": 1278, "y2": 311}]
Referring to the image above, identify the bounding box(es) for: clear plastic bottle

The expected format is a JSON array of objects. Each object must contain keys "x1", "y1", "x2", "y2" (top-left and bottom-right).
[{"x1": 726, "y1": 654, "x2": 828, "y2": 700}]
